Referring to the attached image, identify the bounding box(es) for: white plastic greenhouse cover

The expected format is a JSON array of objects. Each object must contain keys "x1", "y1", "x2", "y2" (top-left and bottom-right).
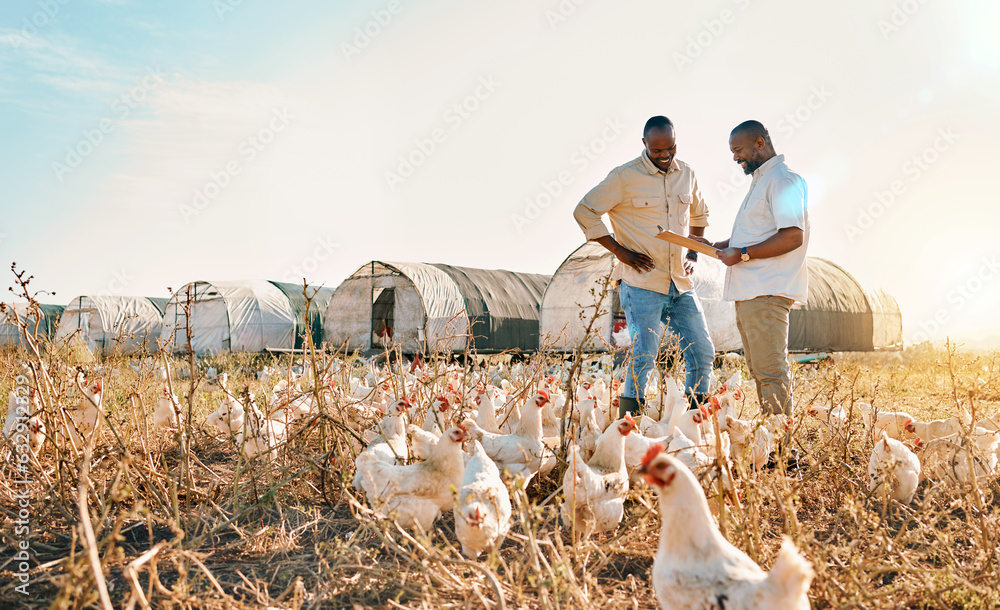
[
  {"x1": 323, "y1": 262, "x2": 470, "y2": 354},
  {"x1": 540, "y1": 243, "x2": 742, "y2": 352},
  {"x1": 161, "y1": 281, "x2": 296, "y2": 354},
  {"x1": 388, "y1": 262, "x2": 469, "y2": 352},
  {"x1": 54, "y1": 296, "x2": 165, "y2": 354}
]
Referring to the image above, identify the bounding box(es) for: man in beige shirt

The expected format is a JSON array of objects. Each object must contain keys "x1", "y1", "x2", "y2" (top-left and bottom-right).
[{"x1": 574, "y1": 116, "x2": 716, "y2": 416}]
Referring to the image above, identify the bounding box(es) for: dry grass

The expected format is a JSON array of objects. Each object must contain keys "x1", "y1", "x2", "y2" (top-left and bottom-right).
[{"x1": 1, "y1": 290, "x2": 999, "y2": 608}]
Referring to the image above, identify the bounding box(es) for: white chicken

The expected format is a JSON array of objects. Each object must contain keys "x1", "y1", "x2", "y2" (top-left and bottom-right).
[
  {"x1": 920, "y1": 427, "x2": 1000, "y2": 485},
  {"x1": 908, "y1": 415, "x2": 964, "y2": 442},
  {"x1": 462, "y1": 391, "x2": 555, "y2": 480},
  {"x1": 422, "y1": 395, "x2": 452, "y2": 434},
  {"x1": 872, "y1": 409, "x2": 916, "y2": 441},
  {"x1": 236, "y1": 394, "x2": 286, "y2": 460},
  {"x1": 357, "y1": 398, "x2": 412, "y2": 468},
  {"x1": 868, "y1": 431, "x2": 921, "y2": 504},
  {"x1": 355, "y1": 425, "x2": 469, "y2": 531},
  {"x1": 805, "y1": 404, "x2": 846, "y2": 444},
  {"x1": 726, "y1": 414, "x2": 776, "y2": 473},
  {"x1": 473, "y1": 389, "x2": 503, "y2": 434},
  {"x1": 65, "y1": 377, "x2": 103, "y2": 447},
  {"x1": 3, "y1": 390, "x2": 25, "y2": 438},
  {"x1": 575, "y1": 397, "x2": 603, "y2": 462},
  {"x1": 561, "y1": 415, "x2": 637, "y2": 541},
  {"x1": 153, "y1": 384, "x2": 181, "y2": 429},
  {"x1": 640, "y1": 445, "x2": 814, "y2": 609},
  {"x1": 27, "y1": 416, "x2": 46, "y2": 456},
  {"x1": 454, "y1": 439, "x2": 512, "y2": 558},
  {"x1": 207, "y1": 392, "x2": 245, "y2": 436}
]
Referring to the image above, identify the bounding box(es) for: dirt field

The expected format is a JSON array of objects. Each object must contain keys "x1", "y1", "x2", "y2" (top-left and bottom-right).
[{"x1": 1, "y1": 342, "x2": 998, "y2": 610}]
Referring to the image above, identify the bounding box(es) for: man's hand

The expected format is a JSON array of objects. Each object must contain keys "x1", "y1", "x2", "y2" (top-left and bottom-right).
[
  {"x1": 687, "y1": 234, "x2": 712, "y2": 247},
  {"x1": 593, "y1": 235, "x2": 654, "y2": 273},
  {"x1": 683, "y1": 256, "x2": 696, "y2": 275},
  {"x1": 717, "y1": 247, "x2": 743, "y2": 267},
  {"x1": 616, "y1": 246, "x2": 655, "y2": 273}
]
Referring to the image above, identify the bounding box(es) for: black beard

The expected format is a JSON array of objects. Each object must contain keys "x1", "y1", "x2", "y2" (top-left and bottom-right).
[{"x1": 740, "y1": 156, "x2": 763, "y2": 175}]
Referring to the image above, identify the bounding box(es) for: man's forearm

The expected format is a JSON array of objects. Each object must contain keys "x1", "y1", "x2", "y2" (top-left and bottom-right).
[
  {"x1": 744, "y1": 227, "x2": 803, "y2": 259},
  {"x1": 593, "y1": 235, "x2": 622, "y2": 257}
]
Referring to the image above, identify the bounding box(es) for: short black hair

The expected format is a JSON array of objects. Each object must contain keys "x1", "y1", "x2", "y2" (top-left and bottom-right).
[
  {"x1": 730, "y1": 120, "x2": 770, "y2": 143},
  {"x1": 644, "y1": 116, "x2": 674, "y2": 138}
]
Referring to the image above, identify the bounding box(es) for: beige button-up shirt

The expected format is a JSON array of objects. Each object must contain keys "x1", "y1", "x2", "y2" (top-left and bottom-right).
[{"x1": 573, "y1": 151, "x2": 709, "y2": 295}]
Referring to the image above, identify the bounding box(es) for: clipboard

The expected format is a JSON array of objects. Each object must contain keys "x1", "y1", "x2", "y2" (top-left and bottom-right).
[{"x1": 654, "y1": 227, "x2": 721, "y2": 256}]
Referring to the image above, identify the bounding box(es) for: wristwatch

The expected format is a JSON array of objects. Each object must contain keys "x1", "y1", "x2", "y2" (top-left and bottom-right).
[{"x1": 740, "y1": 247, "x2": 750, "y2": 262}]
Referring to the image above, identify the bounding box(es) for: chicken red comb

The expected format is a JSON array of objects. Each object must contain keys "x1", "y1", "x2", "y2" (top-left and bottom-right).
[
  {"x1": 399, "y1": 397, "x2": 413, "y2": 409},
  {"x1": 94, "y1": 380, "x2": 103, "y2": 392},
  {"x1": 537, "y1": 390, "x2": 550, "y2": 403},
  {"x1": 641, "y1": 443, "x2": 666, "y2": 469}
]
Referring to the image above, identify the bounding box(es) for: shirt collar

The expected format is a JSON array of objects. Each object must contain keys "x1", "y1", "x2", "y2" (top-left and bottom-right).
[
  {"x1": 641, "y1": 150, "x2": 676, "y2": 175},
  {"x1": 752, "y1": 154, "x2": 784, "y2": 179}
]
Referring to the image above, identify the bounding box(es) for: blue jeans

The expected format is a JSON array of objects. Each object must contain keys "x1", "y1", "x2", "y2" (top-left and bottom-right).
[{"x1": 618, "y1": 281, "x2": 715, "y2": 400}]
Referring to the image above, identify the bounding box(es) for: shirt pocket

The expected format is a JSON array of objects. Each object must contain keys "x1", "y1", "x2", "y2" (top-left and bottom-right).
[
  {"x1": 741, "y1": 196, "x2": 775, "y2": 235},
  {"x1": 670, "y1": 193, "x2": 693, "y2": 229},
  {"x1": 629, "y1": 197, "x2": 668, "y2": 230}
]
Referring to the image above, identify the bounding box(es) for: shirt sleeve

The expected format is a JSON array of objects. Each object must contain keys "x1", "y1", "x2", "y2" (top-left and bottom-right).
[
  {"x1": 770, "y1": 176, "x2": 807, "y2": 230},
  {"x1": 689, "y1": 173, "x2": 709, "y2": 228},
  {"x1": 573, "y1": 169, "x2": 623, "y2": 241}
]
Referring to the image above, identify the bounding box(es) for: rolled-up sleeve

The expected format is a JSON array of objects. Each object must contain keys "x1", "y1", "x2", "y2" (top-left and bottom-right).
[
  {"x1": 573, "y1": 169, "x2": 623, "y2": 241},
  {"x1": 689, "y1": 174, "x2": 709, "y2": 228}
]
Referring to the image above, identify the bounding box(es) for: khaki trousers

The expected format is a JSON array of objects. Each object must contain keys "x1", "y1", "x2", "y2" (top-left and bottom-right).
[{"x1": 735, "y1": 295, "x2": 794, "y2": 416}]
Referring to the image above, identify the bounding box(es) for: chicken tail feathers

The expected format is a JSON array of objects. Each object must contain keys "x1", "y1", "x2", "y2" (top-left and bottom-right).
[{"x1": 764, "y1": 536, "x2": 815, "y2": 605}]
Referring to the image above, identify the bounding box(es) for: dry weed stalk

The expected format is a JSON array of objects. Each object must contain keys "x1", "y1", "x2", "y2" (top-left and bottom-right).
[{"x1": 2, "y1": 269, "x2": 999, "y2": 608}]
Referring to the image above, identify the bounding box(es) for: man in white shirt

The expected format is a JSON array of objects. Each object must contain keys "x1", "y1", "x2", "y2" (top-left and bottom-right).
[{"x1": 701, "y1": 120, "x2": 809, "y2": 416}]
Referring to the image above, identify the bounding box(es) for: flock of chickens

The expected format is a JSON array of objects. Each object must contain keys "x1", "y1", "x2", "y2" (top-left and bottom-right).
[
  {"x1": 4, "y1": 355, "x2": 1000, "y2": 609},
  {"x1": 807, "y1": 401, "x2": 1000, "y2": 504}
]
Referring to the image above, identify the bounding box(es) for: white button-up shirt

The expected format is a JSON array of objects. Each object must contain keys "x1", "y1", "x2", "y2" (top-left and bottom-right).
[{"x1": 723, "y1": 154, "x2": 809, "y2": 303}]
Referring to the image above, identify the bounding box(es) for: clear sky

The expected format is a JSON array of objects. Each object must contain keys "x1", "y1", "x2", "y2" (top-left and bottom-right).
[{"x1": 1, "y1": 0, "x2": 999, "y2": 348}]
